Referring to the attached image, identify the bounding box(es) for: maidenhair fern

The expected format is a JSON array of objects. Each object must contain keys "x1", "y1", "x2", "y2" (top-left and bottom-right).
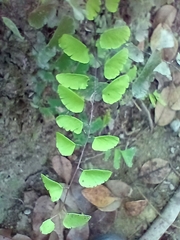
[{"x1": 40, "y1": 0, "x2": 137, "y2": 234}]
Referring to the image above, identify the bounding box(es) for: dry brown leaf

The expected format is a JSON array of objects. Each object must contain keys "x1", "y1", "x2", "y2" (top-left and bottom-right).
[
  {"x1": 105, "y1": 180, "x2": 132, "y2": 198},
  {"x1": 32, "y1": 196, "x2": 55, "y2": 240},
  {"x1": 124, "y1": 200, "x2": 148, "y2": 217},
  {"x1": 23, "y1": 190, "x2": 38, "y2": 205},
  {"x1": 153, "y1": 5, "x2": 177, "y2": 28},
  {"x1": 51, "y1": 155, "x2": 72, "y2": 184},
  {"x1": 162, "y1": 37, "x2": 178, "y2": 61},
  {"x1": 89, "y1": 210, "x2": 116, "y2": 238},
  {"x1": 0, "y1": 229, "x2": 11, "y2": 238},
  {"x1": 70, "y1": 183, "x2": 94, "y2": 214},
  {"x1": 172, "y1": 70, "x2": 180, "y2": 85},
  {"x1": 169, "y1": 85, "x2": 180, "y2": 110},
  {"x1": 12, "y1": 234, "x2": 32, "y2": 240},
  {"x1": 48, "y1": 232, "x2": 59, "y2": 240},
  {"x1": 150, "y1": 23, "x2": 178, "y2": 61},
  {"x1": 155, "y1": 86, "x2": 176, "y2": 126},
  {"x1": 82, "y1": 185, "x2": 119, "y2": 208},
  {"x1": 98, "y1": 199, "x2": 121, "y2": 212},
  {"x1": 66, "y1": 223, "x2": 89, "y2": 240},
  {"x1": 61, "y1": 184, "x2": 80, "y2": 212},
  {"x1": 139, "y1": 158, "x2": 171, "y2": 184},
  {"x1": 50, "y1": 202, "x2": 65, "y2": 240}
]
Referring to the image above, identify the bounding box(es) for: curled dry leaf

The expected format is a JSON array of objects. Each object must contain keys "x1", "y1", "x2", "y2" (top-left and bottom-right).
[
  {"x1": 32, "y1": 196, "x2": 55, "y2": 240},
  {"x1": 139, "y1": 158, "x2": 171, "y2": 184},
  {"x1": 51, "y1": 155, "x2": 72, "y2": 184},
  {"x1": 155, "y1": 86, "x2": 176, "y2": 126},
  {"x1": 66, "y1": 223, "x2": 89, "y2": 240},
  {"x1": 82, "y1": 185, "x2": 119, "y2": 208},
  {"x1": 124, "y1": 200, "x2": 148, "y2": 217},
  {"x1": 98, "y1": 199, "x2": 121, "y2": 212},
  {"x1": 105, "y1": 180, "x2": 133, "y2": 198},
  {"x1": 153, "y1": 5, "x2": 177, "y2": 28}
]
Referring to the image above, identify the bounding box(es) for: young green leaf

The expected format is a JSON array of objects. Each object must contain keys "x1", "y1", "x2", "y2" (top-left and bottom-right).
[
  {"x1": 56, "y1": 73, "x2": 89, "y2": 90},
  {"x1": 56, "y1": 115, "x2": 83, "y2": 134},
  {"x1": 104, "y1": 149, "x2": 112, "y2": 161},
  {"x1": 104, "y1": 48, "x2": 129, "y2": 79},
  {"x1": 59, "y1": 34, "x2": 90, "y2": 63},
  {"x1": 113, "y1": 148, "x2": 121, "y2": 169},
  {"x1": 63, "y1": 213, "x2": 91, "y2": 228},
  {"x1": 41, "y1": 174, "x2": 63, "y2": 202},
  {"x1": 127, "y1": 65, "x2": 137, "y2": 82},
  {"x1": 121, "y1": 147, "x2": 136, "y2": 168},
  {"x1": 28, "y1": 4, "x2": 56, "y2": 29},
  {"x1": 56, "y1": 132, "x2": 75, "y2": 156},
  {"x1": 149, "y1": 93, "x2": 156, "y2": 107},
  {"x1": 86, "y1": 0, "x2": 101, "y2": 20},
  {"x1": 79, "y1": 169, "x2": 112, "y2": 187},
  {"x1": 2, "y1": 17, "x2": 24, "y2": 40},
  {"x1": 105, "y1": 0, "x2": 120, "y2": 13},
  {"x1": 48, "y1": 16, "x2": 74, "y2": 48},
  {"x1": 153, "y1": 90, "x2": 167, "y2": 106},
  {"x1": 100, "y1": 27, "x2": 130, "y2": 49},
  {"x1": 92, "y1": 135, "x2": 119, "y2": 151},
  {"x1": 58, "y1": 85, "x2": 84, "y2": 113},
  {"x1": 90, "y1": 117, "x2": 104, "y2": 134},
  {"x1": 102, "y1": 74, "x2": 130, "y2": 104},
  {"x1": 40, "y1": 219, "x2": 55, "y2": 234}
]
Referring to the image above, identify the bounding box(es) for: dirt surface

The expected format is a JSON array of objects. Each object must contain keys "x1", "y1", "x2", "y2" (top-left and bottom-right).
[{"x1": 1, "y1": 0, "x2": 180, "y2": 240}]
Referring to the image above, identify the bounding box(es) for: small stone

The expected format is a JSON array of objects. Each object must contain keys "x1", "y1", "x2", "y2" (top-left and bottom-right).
[
  {"x1": 170, "y1": 119, "x2": 180, "y2": 132},
  {"x1": 170, "y1": 147, "x2": 175, "y2": 154},
  {"x1": 24, "y1": 209, "x2": 31, "y2": 215}
]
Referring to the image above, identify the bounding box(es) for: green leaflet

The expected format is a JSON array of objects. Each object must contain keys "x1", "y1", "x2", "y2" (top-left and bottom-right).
[
  {"x1": 2, "y1": 17, "x2": 24, "y2": 40},
  {"x1": 100, "y1": 27, "x2": 130, "y2": 49},
  {"x1": 59, "y1": 34, "x2": 90, "y2": 63},
  {"x1": 41, "y1": 174, "x2": 63, "y2": 202},
  {"x1": 113, "y1": 148, "x2": 121, "y2": 169},
  {"x1": 132, "y1": 51, "x2": 161, "y2": 99},
  {"x1": 28, "y1": 4, "x2": 56, "y2": 29},
  {"x1": 40, "y1": 219, "x2": 55, "y2": 234},
  {"x1": 79, "y1": 169, "x2": 112, "y2": 187},
  {"x1": 121, "y1": 147, "x2": 136, "y2": 168},
  {"x1": 56, "y1": 115, "x2": 83, "y2": 134},
  {"x1": 127, "y1": 65, "x2": 137, "y2": 82},
  {"x1": 56, "y1": 73, "x2": 89, "y2": 90},
  {"x1": 92, "y1": 135, "x2": 119, "y2": 151},
  {"x1": 104, "y1": 149, "x2": 112, "y2": 162},
  {"x1": 58, "y1": 85, "x2": 84, "y2": 113},
  {"x1": 48, "y1": 16, "x2": 75, "y2": 48},
  {"x1": 56, "y1": 132, "x2": 75, "y2": 156},
  {"x1": 104, "y1": 48, "x2": 129, "y2": 79},
  {"x1": 86, "y1": 0, "x2": 101, "y2": 20},
  {"x1": 105, "y1": 0, "x2": 120, "y2": 13},
  {"x1": 63, "y1": 213, "x2": 91, "y2": 228},
  {"x1": 102, "y1": 74, "x2": 130, "y2": 104}
]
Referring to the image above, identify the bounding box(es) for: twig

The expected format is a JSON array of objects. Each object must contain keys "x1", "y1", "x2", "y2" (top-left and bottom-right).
[
  {"x1": 139, "y1": 100, "x2": 154, "y2": 132},
  {"x1": 139, "y1": 185, "x2": 180, "y2": 240}
]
